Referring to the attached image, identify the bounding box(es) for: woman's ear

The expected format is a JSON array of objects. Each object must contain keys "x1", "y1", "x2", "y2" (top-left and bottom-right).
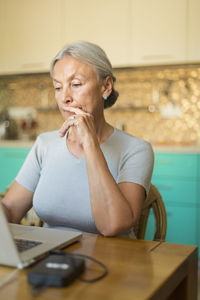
[{"x1": 101, "y1": 76, "x2": 113, "y2": 98}]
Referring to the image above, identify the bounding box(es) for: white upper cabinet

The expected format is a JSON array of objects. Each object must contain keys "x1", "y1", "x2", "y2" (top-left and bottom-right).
[
  {"x1": 0, "y1": 0, "x2": 131, "y2": 74},
  {"x1": 1, "y1": 0, "x2": 200, "y2": 74},
  {"x1": 187, "y1": 0, "x2": 200, "y2": 62},
  {"x1": 130, "y1": 0, "x2": 187, "y2": 65},
  {"x1": 60, "y1": 0, "x2": 131, "y2": 67},
  {"x1": 0, "y1": 1, "x2": 6, "y2": 73},
  {"x1": 0, "y1": 0, "x2": 62, "y2": 74}
]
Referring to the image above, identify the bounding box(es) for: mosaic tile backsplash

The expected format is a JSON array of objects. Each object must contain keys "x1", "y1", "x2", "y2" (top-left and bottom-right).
[{"x1": 1, "y1": 64, "x2": 200, "y2": 145}]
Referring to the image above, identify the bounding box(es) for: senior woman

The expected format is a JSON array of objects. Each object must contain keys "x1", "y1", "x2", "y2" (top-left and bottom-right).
[{"x1": 2, "y1": 41, "x2": 154, "y2": 237}]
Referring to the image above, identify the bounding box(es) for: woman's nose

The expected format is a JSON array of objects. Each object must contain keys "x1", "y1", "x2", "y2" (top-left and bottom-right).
[
  {"x1": 62, "y1": 96, "x2": 72, "y2": 104},
  {"x1": 62, "y1": 87, "x2": 72, "y2": 103}
]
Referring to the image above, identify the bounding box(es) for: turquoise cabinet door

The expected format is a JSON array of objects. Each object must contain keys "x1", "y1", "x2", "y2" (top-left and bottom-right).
[
  {"x1": 0, "y1": 147, "x2": 30, "y2": 192},
  {"x1": 165, "y1": 204, "x2": 198, "y2": 246},
  {"x1": 152, "y1": 153, "x2": 198, "y2": 179},
  {"x1": 145, "y1": 204, "x2": 197, "y2": 247},
  {"x1": 198, "y1": 155, "x2": 200, "y2": 179},
  {"x1": 151, "y1": 178, "x2": 197, "y2": 205},
  {"x1": 144, "y1": 210, "x2": 156, "y2": 241},
  {"x1": 147, "y1": 151, "x2": 199, "y2": 254}
]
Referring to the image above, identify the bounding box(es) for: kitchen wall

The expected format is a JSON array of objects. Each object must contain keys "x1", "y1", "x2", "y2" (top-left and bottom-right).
[{"x1": 1, "y1": 63, "x2": 200, "y2": 145}]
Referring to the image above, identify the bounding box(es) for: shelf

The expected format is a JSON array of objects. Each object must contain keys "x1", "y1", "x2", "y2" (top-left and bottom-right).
[{"x1": 108, "y1": 105, "x2": 150, "y2": 111}]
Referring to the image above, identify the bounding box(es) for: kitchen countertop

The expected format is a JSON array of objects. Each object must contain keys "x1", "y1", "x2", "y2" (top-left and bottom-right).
[
  {"x1": 0, "y1": 139, "x2": 34, "y2": 148},
  {"x1": 152, "y1": 144, "x2": 200, "y2": 153},
  {"x1": 1, "y1": 139, "x2": 200, "y2": 153}
]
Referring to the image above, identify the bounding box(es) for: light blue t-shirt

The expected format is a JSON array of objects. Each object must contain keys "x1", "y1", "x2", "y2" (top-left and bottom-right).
[{"x1": 16, "y1": 128, "x2": 154, "y2": 235}]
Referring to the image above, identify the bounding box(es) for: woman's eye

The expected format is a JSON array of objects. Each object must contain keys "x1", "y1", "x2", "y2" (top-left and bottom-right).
[
  {"x1": 72, "y1": 82, "x2": 81, "y2": 87},
  {"x1": 55, "y1": 87, "x2": 61, "y2": 91}
]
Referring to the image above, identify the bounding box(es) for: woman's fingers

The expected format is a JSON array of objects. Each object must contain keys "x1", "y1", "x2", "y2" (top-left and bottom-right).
[
  {"x1": 62, "y1": 106, "x2": 86, "y2": 115},
  {"x1": 59, "y1": 106, "x2": 94, "y2": 138},
  {"x1": 59, "y1": 114, "x2": 86, "y2": 137},
  {"x1": 59, "y1": 118, "x2": 76, "y2": 137}
]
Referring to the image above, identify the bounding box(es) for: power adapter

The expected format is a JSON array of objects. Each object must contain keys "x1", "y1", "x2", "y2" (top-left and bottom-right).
[{"x1": 27, "y1": 253, "x2": 85, "y2": 288}]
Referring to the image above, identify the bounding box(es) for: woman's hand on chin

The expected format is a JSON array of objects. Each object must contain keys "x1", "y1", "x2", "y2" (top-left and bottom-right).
[{"x1": 59, "y1": 106, "x2": 98, "y2": 147}]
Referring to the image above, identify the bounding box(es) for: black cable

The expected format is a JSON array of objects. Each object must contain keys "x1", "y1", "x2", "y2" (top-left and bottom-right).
[
  {"x1": 50, "y1": 250, "x2": 109, "y2": 283},
  {"x1": 66, "y1": 253, "x2": 108, "y2": 282}
]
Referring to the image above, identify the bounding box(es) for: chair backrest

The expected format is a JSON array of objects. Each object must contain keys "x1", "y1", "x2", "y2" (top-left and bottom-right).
[
  {"x1": 134, "y1": 184, "x2": 167, "y2": 242},
  {"x1": 0, "y1": 192, "x2": 6, "y2": 199}
]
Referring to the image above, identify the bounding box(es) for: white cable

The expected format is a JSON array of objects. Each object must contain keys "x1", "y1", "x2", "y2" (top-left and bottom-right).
[{"x1": 0, "y1": 269, "x2": 19, "y2": 289}]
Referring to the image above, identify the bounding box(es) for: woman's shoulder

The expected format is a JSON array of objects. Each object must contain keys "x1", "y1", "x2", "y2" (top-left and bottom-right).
[
  {"x1": 33, "y1": 130, "x2": 61, "y2": 150},
  {"x1": 112, "y1": 128, "x2": 153, "y2": 150},
  {"x1": 36, "y1": 130, "x2": 60, "y2": 143}
]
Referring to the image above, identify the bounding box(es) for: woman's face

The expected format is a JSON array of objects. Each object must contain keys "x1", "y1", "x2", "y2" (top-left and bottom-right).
[{"x1": 52, "y1": 56, "x2": 104, "y2": 120}]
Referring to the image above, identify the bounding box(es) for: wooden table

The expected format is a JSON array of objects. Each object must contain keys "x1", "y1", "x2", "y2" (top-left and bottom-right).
[{"x1": 0, "y1": 233, "x2": 198, "y2": 300}]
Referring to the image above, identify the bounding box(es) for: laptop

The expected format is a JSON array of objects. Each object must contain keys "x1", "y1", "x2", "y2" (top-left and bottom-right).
[{"x1": 0, "y1": 202, "x2": 82, "y2": 269}]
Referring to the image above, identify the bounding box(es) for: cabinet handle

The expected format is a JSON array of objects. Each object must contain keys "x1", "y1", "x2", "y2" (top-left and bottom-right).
[
  {"x1": 166, "y1": 211, "x2": 172, "y2": 216},
  {"x1": 142, "y1": 54, "x2": 173, "y2": 60},
  {"x1": 154, "y1": 184, "x2": 172, "y2": 190},
  {"x1": 156, "y1": 159, "x2": 172, "y2": 165},
  {"x1": 3, "y1": 152, "x2": 27, "y2": 158}
]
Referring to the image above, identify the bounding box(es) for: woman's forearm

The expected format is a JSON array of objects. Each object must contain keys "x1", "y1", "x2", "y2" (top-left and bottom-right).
[
  {"x1": 1, "y1": 181, "x2": 33, "y2": 224},
  {"x1": 84, "y1": 142, "x2": 135, "y2": 236}
]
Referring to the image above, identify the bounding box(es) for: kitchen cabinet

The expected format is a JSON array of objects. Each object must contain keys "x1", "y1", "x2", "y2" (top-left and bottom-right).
[
  {"x1": 145, "y1": 152, "x2": 200, "y2": 255},
  {"x1": 0, "y1": 147, "x2": 30, "y2": 192},
  {"x1": 187, "y1": 0, "x2": 200, "y2": 62},
  {"x1": 1, "y1": 0, "x2": 200, "y2": 74},
  {"x1": 146, "y1": 203, "x2": 197, "y2": 246},
  {"x1": 0, "y1": 0, "x2": 131, "y2": 74},
  {"x1": 61, "y1": 0, "x2": 131, "y2": 67},
  {"x1": 130, "y1": 0, "x2": 187, "y2": 65},
  {"x1": 0, "y1": 0, "x2": 62, "y2": 74}
]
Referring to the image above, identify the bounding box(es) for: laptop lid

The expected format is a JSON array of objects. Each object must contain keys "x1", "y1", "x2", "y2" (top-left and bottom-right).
[{"x1": 0, "y1": 202, "x2": 82, "y2": 269}]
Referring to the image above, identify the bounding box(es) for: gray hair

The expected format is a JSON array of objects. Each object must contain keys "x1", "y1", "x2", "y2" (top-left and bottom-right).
[{"x1": 50, "y1": 41, "x2": 119, "y2": 109}]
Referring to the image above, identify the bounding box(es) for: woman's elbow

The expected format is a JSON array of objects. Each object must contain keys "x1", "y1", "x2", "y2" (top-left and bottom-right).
[
  {"x1": 99, "y1": 219, "x2": 135, "y2": 237},
  {"x1": 1, "y1": 201, "x2": 21, "y2": 223}
]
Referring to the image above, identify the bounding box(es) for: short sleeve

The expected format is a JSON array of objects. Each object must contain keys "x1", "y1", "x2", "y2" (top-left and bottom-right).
[
  {"x1": 15, "y1": 136, "x2": 45, "y2": 192},
  {"x1": 117, "y1": 141, "x2": 154, "y2": 194}
]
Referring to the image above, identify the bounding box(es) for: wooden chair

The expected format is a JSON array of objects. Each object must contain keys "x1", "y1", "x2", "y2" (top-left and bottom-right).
[
  {"x1": 0, "y1": 190, "x2": 6, "y2": 199},
  {"x1": 134, "y1": 184, "x2": 167, "y2": 242},
  {"x1": 21, "y1": 207, "x2": 43, "y2": 227},
  {"x1": 0, "y1": 193, "x2": 5, "y2": 198}
]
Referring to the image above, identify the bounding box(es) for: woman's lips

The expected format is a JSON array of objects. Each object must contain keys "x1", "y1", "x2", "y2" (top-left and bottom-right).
[
  {"x1": 62, "y1": 110, "x2": 74, "y2": 119},
  {"x1": 61, "y1": 106, "x2": 82, "y2": 119}
]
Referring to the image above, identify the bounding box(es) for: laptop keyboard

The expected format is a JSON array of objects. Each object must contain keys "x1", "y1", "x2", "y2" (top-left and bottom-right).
[{"x1": 15, "y1": 239, "x2": 42, "y2": 253}]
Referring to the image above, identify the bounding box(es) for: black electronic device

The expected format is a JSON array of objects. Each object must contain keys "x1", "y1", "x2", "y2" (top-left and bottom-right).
[{"x1": 27, "y1": 253, "x2": 85, "y2": 287}]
